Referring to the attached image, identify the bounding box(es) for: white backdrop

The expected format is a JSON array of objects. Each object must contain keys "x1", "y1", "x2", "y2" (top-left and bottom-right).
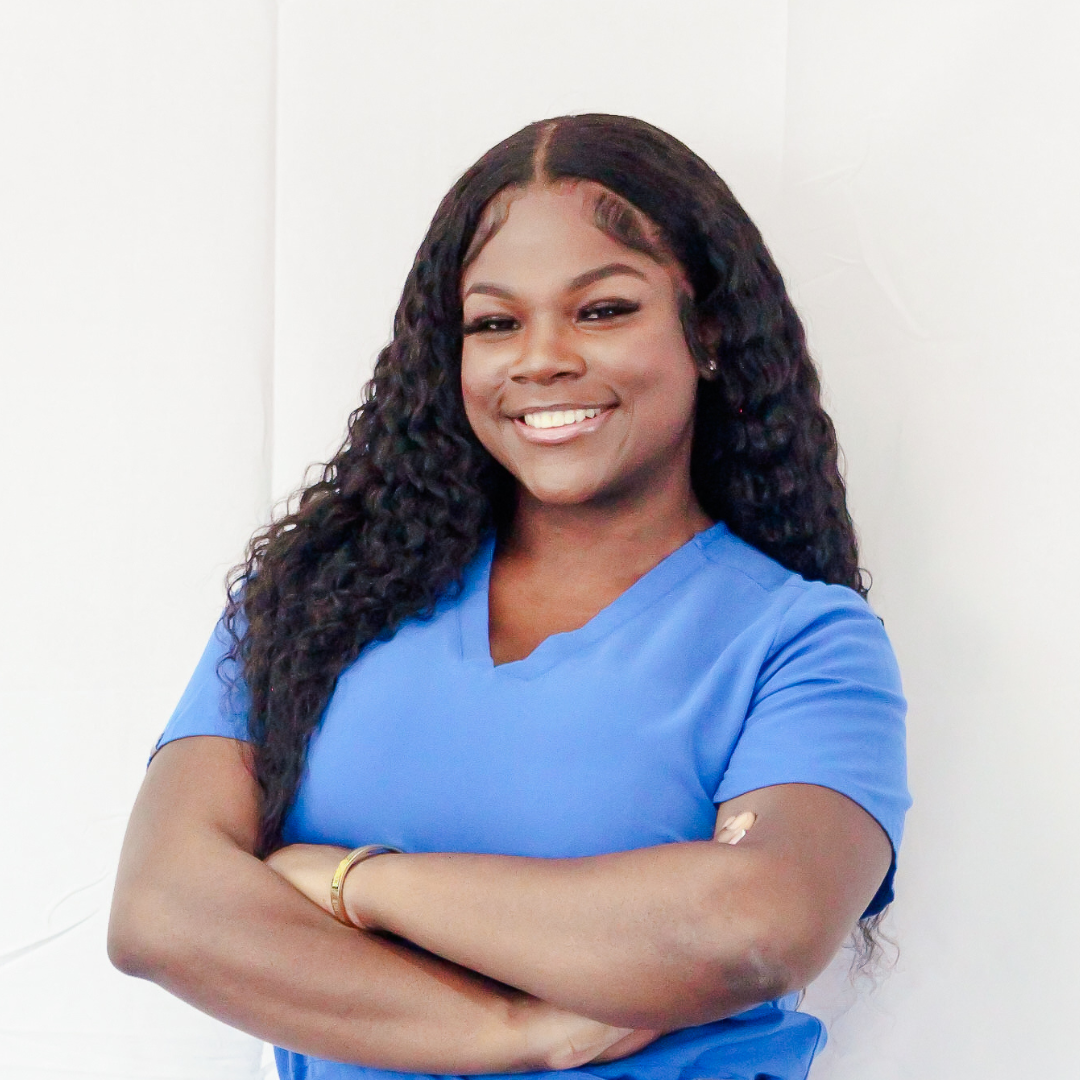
[{"x1": 1, "y1": 2, "x2": 1077, "y2": 1078}]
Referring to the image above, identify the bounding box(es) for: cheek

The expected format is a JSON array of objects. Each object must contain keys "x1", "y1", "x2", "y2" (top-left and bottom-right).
[
  {"x1": 460, "y1": 349, "x2": 483, "y2": 403},
  {"x1": 616, "y1": 328, "x2": 699, "y2": 416},
  {"x1": 460, "y1": 350, "x2": 501, "y2": 438}
]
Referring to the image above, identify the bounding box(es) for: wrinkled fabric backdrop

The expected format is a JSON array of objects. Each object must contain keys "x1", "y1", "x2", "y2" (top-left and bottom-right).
[{"x1": 1, "y1": 2, "x2": 1077, "y2": 1077}]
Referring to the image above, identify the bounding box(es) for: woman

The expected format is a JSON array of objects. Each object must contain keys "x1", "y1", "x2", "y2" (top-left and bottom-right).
[{"x1": 109, "y1": 114, "x2": 909, "y2": 1079}]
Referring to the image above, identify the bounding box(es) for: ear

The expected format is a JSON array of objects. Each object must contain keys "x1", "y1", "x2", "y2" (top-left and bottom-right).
[{"x1": 696, "y1": 315, "x2": 722, "y2": 380}]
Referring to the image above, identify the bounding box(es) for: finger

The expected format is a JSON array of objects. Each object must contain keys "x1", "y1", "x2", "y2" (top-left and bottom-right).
[
  {"x1": 715, "y1": 810, "x2": 757, "y2": 845},
  {"x1": 588, "y1": 1027, "x2": 664, "y2": 1063}
]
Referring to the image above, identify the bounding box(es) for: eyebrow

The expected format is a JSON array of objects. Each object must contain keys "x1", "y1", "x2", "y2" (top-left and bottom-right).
[{"x1": 463, "y1": 261, "x2": 647, "y2": 301}]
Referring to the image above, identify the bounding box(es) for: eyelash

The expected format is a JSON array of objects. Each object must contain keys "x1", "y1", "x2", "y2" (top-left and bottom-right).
[{"x1": 462, "y1": 300, "x2": 640, "y2": 336}]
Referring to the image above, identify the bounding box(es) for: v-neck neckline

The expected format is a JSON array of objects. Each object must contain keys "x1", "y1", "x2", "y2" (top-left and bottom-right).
[{"x1": 457, "y1": 520, "x2": 729, "y2": 679}]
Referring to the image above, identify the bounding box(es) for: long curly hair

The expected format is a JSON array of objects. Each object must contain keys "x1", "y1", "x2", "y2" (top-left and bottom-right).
[{"x1": 225, "y1": 114, "x2": 868, "y2": 896}]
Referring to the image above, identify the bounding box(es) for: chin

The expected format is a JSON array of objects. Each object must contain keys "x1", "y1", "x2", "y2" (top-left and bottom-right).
[
  {"x1": 510, "y1": 456, "x2": 654, "y2": 509},
  {"x1": 515, "y1": 472, "x2": 606, "y2": 507},
  {"x1": 517, "y1": 469, "x2": 633, "y2": 509}
]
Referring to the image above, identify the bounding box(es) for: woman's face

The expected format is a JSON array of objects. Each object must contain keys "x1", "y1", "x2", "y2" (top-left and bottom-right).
[{"x1": 460, "y1": 182, "x2": 702, "y2": 511}]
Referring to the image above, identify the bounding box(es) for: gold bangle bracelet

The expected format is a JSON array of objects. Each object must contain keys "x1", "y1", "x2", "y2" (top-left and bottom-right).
[{"x1": 329, "y1": 844, "x2": 402, "y2": 927}]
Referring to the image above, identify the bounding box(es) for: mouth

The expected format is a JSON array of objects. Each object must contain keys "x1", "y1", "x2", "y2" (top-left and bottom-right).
[{"x1": 510, "y1": 404, "x2": 615, "y2": 444}]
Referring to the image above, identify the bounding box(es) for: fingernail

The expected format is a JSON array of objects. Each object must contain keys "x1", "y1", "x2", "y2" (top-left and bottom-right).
[
  {"x1": 725, "y1": 828, "x2": 747, "y2": 845},
  {"x1": 720, "y1": 815, "x2": 738, "y2": 830}
]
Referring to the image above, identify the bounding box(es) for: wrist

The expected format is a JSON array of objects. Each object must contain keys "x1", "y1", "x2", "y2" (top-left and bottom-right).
[
  {"x1": 502, "y1": 994, "x2": 640, "y2": 1072},
  {"x1": 451, "y1": 989, "x2": 554, "y2": 1074},
  {"x1": 341, "y1": 848, "x2": 400, "y2": 931},
  {"x1": 502, "y1": 993, "x2": 559, "y2": 1072}
]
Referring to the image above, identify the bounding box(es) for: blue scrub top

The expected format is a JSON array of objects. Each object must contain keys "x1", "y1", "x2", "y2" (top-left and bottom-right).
[{"x1": 155, "y1": 521, "x2": 910, "y2": 1080}]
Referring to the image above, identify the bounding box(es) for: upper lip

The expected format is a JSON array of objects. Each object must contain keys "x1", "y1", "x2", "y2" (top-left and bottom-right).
[{"x1": 509, "y1": 403, "x2": 616, "y2": 419}]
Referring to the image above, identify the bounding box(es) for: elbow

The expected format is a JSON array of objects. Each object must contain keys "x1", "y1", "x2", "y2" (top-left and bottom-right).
[
  {"x1": 595, "y1": 925, "x2": 792, "y2": 1030},
  {"x1": 107, "y1": 921, "x2": 152, "y2": 979},
  {"x1": 683, "y1": 938, "x2": 794, "y2": 1026},
  {"x1": 708, "y1": 913, "x2": 836, "y2": 1015},
  {"x1": 667, "y1": 904, "x2": 823, "y2": 1025},
  {"x1": 718, "y1": 933, "x2": 801, "y2": 1009},
  {"x1": 107, "y1": 887, "x2": 178, "y2": 979}
]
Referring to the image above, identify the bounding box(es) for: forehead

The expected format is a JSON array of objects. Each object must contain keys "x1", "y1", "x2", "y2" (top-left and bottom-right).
[{"x1": 461, "y1": 181, "x2": 675, "y2": 292}]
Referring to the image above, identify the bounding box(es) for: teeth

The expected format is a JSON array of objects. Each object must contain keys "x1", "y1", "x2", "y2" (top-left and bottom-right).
[{"x1": 522, "y1": 408, "x2": 602, "y2": 429}]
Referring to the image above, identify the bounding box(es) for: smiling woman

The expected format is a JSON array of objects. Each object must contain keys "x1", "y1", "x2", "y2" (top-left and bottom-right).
[
  {"x1": 108, "y1": 114, "x2": 909, "y2": 1080},
  {"x1": 459, "y1": 181, "x2": 714, "y2": 664}
]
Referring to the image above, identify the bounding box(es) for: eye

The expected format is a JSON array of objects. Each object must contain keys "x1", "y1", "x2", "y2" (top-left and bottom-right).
[
  {"x1": 463, "y1": 315, "x2": 519, "y2": 335},
  {"x1": 579, "y1": 299, "x2": 641, "y2": 322}
]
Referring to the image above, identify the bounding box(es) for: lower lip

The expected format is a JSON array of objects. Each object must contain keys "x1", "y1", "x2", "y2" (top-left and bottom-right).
[{"x1": 512, "y1": 408, "x2": 614, "y2": 444}]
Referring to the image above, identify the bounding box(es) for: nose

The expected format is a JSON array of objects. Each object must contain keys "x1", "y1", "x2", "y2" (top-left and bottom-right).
[{"x1": 508, "y1": 315, "x2": 586, "y2": 385}]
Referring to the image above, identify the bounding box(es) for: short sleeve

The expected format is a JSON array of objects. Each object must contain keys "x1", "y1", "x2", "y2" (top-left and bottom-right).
[
  {"x1": 713, "y1": 583, "x2": 911, "y2": 917},
  {"x1": 150, "y1": 615, "x2": 252, "y2": 764}
]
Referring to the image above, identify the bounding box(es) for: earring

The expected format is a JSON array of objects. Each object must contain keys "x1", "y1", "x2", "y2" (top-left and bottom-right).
[{"x1": 703, "y1": 359, "x2": 718, "y2": 377}]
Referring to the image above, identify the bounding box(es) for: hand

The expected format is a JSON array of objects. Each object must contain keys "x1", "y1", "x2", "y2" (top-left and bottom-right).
[
  {"x1": 586, "y1": 1025, "x2": 666, "y2": 1063},
  {"x1": 513, "y1": 994, "x2": 664, "y2": 1069},
  {"x1": 264, "y1": 843, "x2": 351, "y2": 920}
]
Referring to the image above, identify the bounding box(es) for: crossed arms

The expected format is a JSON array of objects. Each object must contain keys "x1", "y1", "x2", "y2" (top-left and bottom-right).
[{"x1": 108, "y1": 734, "x2": 891, "y2": 1072}]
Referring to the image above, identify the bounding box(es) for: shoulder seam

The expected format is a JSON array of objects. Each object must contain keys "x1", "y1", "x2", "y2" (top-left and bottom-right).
[{"x1": 699, "y1": 529, "x2": 804, "y2": 596}]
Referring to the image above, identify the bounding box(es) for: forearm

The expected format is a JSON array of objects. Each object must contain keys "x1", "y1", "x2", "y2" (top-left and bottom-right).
[
  {"x1": 110, "y1": 830, "x2": 553, "y2": 1072},
  {"x1": 347, "y1": 841, "x2": 792, "y2": 1030}
]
